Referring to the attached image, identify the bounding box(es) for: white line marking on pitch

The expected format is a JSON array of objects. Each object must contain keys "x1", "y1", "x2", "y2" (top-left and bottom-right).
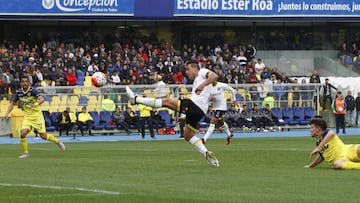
[{"x1": 0, "y1": 183, "x2": 121, "y2": 195}]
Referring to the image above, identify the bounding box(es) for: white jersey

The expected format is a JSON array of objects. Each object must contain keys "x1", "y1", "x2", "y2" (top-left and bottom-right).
[
  {"x1": 210, "y1": 82, "x2": 236, "y2": 111},
  {"x1": 191, "y1": 68, "x2": 213, "y2": 113}
]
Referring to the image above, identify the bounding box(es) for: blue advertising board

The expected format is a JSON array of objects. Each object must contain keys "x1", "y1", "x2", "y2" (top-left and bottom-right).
[
  {"x1": 0, "y1": 0, "x2": 134, "y2": 16},
  {"x1": 174, "y1": 0, "x2": 360, "y2": 17}
]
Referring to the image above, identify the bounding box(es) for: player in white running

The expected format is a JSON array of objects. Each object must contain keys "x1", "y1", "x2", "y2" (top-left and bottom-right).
[
  {"x1": 126, "y1": 60, "x2": 220, "y2": 167},
  {"x1": 202, "y1": 81, "x2": 237, "y2": 145}
]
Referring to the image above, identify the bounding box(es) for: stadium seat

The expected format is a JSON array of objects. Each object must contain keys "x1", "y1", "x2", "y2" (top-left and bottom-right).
[
  {"x1": 78, "y1": 96, "x2": 88, "y2": 106},
  {"x1": 282, "y1": 107, "x2": 299, "y2": 125},
  {"x1": 100, "y1": 111, "x2": 117, "y2": 130},
  {"x1": 43, "y1": 111, "x2": 56, "y2": 131},
  {"x1": 292, "y1": 107, "x2": 310, "y2": 125},
  {"x1": 304, "y1": 107, "x2": 315, "y2": 120},
  {"x1": 88, "y1": 111, "x2": 104, "y2": 130},
  {"x1": 235, "y1": 93, "x2": 243, "y2": 102},
  {"x1": 271, "y1": 107, "x2": 288, "y2": 125},
  {"x1": 158, "y1": 110, "x2": 176, "y2": 128}
]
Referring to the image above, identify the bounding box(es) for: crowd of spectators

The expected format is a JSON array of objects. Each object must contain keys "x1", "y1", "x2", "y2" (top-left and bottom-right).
[{"x1": 0, "y1": 34, "x2": 322, "y2": 105}]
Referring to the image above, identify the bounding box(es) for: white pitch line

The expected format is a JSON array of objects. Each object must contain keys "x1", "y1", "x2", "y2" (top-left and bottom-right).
[{"x1": 0, "y1": 183, "x2": 121, "y2": 195}]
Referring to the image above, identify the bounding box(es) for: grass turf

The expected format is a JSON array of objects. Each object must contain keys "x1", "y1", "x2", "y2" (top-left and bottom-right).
[{"x1": 0, "y1": 136, "x2": 359, "y2": 203}]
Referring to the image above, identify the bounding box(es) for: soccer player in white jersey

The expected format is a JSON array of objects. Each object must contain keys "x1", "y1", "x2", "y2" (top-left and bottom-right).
[
  {"x1": 126, "y1": 60, "x2": 220, "y2": 167},
  {"x1": 202, "y1": 81, "x2": 237, "y2": 145}
]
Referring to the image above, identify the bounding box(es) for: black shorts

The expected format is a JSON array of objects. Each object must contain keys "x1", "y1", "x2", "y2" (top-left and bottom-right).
[
  {"x1": 212, "y1": 110, "x2": 226, "y2": 120},
  {"x1": 178, "y1": 98, "x2": 204, "y2": 131}
]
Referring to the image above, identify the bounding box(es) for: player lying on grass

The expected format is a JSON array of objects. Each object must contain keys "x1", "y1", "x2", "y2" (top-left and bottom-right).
[
  {"x1": 126, "y1": 60, "x2": 220, "y2": 167},
  {"x1": 305, "y1": 118, "x2": 360, "y2": 170}
]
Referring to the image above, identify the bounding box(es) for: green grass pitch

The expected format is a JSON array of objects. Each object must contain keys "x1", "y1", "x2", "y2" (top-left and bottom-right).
[{"x1": 0, "y1": 136, "x2": 359, "y2": 203}]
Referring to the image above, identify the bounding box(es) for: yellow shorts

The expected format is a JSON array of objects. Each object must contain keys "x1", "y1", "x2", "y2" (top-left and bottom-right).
[
  {"x1": 343, "y1": 144, "x2": 360, "y2": 162},
  {"x1": 22, "y1": 116, "x2": 46, "y2": 134}
]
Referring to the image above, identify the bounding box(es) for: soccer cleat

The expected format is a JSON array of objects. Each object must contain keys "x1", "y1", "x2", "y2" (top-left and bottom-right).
[
  {"x1": 226, "y1": 137, "x2": 231, "y2": 145},
  {"x1": 201, "y1": 138, "x2": 206, "y2": 144},
  {"x1": 57, "y1": 140, "x2": 66, "y2": 152},
  {"x1": 205, "y1": 151, "x2": 220, "y2": 167},
  {"x1": 18, "y1": 153, "x2": 30, "y2": 159},
  {"x1": 226, "y1": 133, "x2": 234, "y2": 145},
  {"x1": 125, "y1": 86, "x2": 137, "y2": 104}
]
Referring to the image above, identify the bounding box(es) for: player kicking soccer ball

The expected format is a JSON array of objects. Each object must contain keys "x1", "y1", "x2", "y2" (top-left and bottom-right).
[
  {"x1": 126, "y1": 60, "x2": 219, "y2": 167},
  {"x1": 201, "y1": 81, "x2": 237, "y2": 145},
  {"x1": 4, "y1": 76, "x2": 65, "y2": 158}
]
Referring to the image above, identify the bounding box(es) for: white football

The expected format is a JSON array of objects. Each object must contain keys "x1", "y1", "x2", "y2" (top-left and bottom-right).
[{"x1": 91, "y1": 72, "x2": 107, "y2": 87}]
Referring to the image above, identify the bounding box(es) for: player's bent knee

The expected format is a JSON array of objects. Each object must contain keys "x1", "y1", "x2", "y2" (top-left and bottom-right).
[{"x1": 332, "y1": 160, "x2": 344, "y2": 169}]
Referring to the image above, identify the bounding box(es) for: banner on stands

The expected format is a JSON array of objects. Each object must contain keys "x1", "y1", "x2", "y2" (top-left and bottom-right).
[
  {"x1": 0, "y1": 0, "x2": 134, "y2": 16},
  {"x1": 174, "y1": 0, "x2": 360, "y2": 17}
]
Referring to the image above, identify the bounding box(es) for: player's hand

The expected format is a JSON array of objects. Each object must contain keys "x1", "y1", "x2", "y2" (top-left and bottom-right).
[{"x1": 195, "y1": 84, "x2": 205, "y2": 95}]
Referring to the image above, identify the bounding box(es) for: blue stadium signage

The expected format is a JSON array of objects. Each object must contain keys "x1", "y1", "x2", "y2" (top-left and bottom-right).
[
  {"x1": 0, "y1": 0, "x2": 134, "y2": 16},
  {"x1": 174, "y1": 0, "x2": 360, "y2": 17}
]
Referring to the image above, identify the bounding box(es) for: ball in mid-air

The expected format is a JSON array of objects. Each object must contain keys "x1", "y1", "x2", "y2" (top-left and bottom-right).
[{"x1": 91, "y1": 72, "x2": 107, "y2": 87}]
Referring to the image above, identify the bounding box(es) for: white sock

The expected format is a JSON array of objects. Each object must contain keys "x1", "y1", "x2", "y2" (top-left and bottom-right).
[
  {"x1": 136, "y1": 97, "x2": 162, "y2": 108},
  {"x1": 222, "y1": 122, "x2": 232, "y2": 137},
  {"x1": 189, "y1": 136, "x2": 208, "y2": 156},
  {"x1": 203, "y1": 124, "x2": 215, "y2": 142}
]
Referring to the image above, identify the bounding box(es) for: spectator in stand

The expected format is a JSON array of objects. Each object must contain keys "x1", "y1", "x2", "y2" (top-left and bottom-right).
[
  {"x1": 337, "y1": 42, "x2": 349, "y2": 62},
  {"x1": 87, "y1": 61, "x2": 98, "y2": 76},
  {"x1": 110, "y1": 70, "x2": 121, "y2": 85},
  {"x1": 260, "y1": 67, "x2": 271, "y2": 80},
  {"x1": 224, "y1": 104, "x2": 240, "y2": 131},
  {"x1": 57, "y1": 110, "x2": 71, "y2": 136},
  {"x1": 251, "y1": 104, "x2": 263, "y2": 131},
  {"x1": 238, "y1": 104, "x2": 252, "y2": 129},
  {"x1": 112, "y1": 106, "x2": 131, "y2": 135},
  {"x1": 309, "y1": 70, "x2": 321, "y2": 84},
  {"x1": 254, "y1": 58, "x2": 265, "y2": 75},
  {"x1": 322, "y1": 78, "x2": 337, "y2": 111},
  {"x1": 244, "y1": 43, "x2": 256, "y2": 62},
  {"x1": 345, "y1": 90, "x2": 356, "y2": 127},
  {"x1": 333, "y1": 92, "x2": 346, "y2": 134},
  {"x1": 236, "y1": 51, "x2": 247, "y2": 68},
  {"x1": 153, "y1": 75, "x2": 167, "y2": 98},
  {"x1": 65, "y1": 68, "x2": 77, "y2": 86},
  {"x1": 124, "y1": 106, "x2": 139, "y2": 132},
  {"x1": 262, "y1": 103, "x2": 279, "y2": 131},
  {"x1": 150, "y1": 109, "x2": 167, "y2": 134},
  {"x1": 300, "y1": 78, "x2": 312, "y2": 107},
  {"x1": 356, "y1": 92, "x2": 360, "y2": 126},
  {"x1": 77, "y1": 106, "x2": 93, "y2": 136}
]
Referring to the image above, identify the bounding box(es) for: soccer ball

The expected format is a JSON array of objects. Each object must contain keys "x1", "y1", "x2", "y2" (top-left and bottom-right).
[{"x1": 91, "y1": 72, "x2": 107, "y2": 87}]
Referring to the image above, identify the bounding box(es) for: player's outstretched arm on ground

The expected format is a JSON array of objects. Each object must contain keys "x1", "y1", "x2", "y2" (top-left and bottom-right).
[{"x1": 304, "y1": 155, "x2": 324, "y2": 168}]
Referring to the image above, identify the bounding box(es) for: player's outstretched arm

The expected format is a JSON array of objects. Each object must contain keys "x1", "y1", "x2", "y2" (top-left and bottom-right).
[
  {"x1": 4, "y1": 102, "x2": 16, "y2": 119},
  {"x1": 304, "y1": 155, "x2": 324, "y2": 168}
]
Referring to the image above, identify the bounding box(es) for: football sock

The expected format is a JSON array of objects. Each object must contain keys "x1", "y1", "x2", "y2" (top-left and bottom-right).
[
  {"x1": 20, "y1": 138, "x2": 29, "y2": 154},
  {"x1": 203, "y1": 124, "x2": 215, "y2": 142},
  {"x1": 136, "y1": 97, "x2": 162, "y2": 108},
  {"x1": 341, "y1": 162, "x2": 360, "y2": 169},
  {"x1": 45, "y1": 133, "x2": 59, "y2": 144},
  {"x1": 222, "y1": 122, "x2": 232, "y2": 137},
  {"x1": 189, "y1": 136, "x2": 207, "y2": 156}
]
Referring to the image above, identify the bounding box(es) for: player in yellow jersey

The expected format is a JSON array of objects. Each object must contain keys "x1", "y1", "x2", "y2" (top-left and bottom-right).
[
  {"x1": 305, "y1": 118, "x2": 360, "y2": 170},
  {"x1": 4, "y1": 76, "x2": 65, "y2": 158}
]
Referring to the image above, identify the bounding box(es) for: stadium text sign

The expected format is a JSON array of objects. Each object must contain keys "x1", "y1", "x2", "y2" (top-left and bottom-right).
[
  {"x1": 0, "y1": 0, "x2": 134, "y2": 16},
  {"x1": 174, "y1": 0, "x2": 360, "y2": 17}
]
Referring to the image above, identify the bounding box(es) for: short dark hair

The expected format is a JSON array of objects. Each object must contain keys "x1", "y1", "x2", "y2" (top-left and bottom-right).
[
  {"x1": 310, "y1": 118, "x2": 327, "y2": 130},
  {"x1": 185, "y1": 60, "x2": 199, "y2": 67}
]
